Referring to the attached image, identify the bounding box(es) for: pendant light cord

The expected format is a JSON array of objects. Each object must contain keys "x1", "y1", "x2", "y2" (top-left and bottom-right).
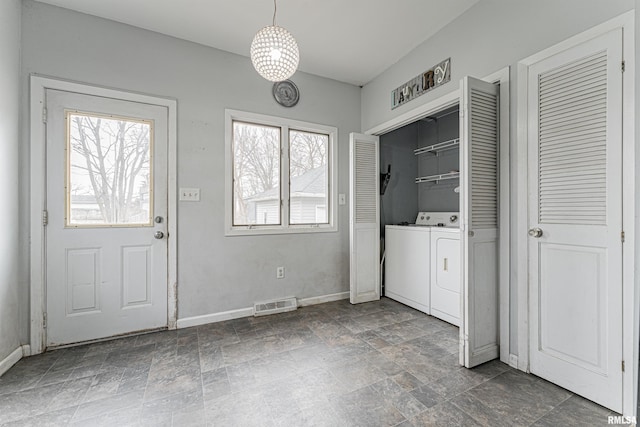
[{"x1": 273, "y1": 0, "x2": 277, "y2": 26}]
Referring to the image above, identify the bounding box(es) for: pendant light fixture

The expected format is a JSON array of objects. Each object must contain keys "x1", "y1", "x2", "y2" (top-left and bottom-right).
[{"x1": 250, "y1": 0, "x2": 299, "y2": 82}]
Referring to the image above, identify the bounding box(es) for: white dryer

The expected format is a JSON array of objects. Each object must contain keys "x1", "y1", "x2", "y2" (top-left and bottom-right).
[{"x1": 430, "y1": 228, "x2": 461, "y2": 326}]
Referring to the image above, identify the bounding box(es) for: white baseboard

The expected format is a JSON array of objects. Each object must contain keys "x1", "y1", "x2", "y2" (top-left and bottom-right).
[
  {"x1": 0, "y1": 347, "x2": 23, "y2": 377},
  {"x1": 176, "y1": 307, "x2": 254, "y2": 329},
  {"x1": 21, "y1": 345, "x2": 31, "y2": 357},
  {"x1": 298, "y1": 291, "x2": 349, "y2": 307},
  {"x1": 176, "y1": 291, "x2": 350, "y2": 329}
]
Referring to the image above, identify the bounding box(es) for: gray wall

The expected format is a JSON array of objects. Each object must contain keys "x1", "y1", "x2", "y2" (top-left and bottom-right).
[
  {"x1": 362, "y1": 0, "x2": 634, "y2": 130},
  {"x1": 21, "y1": 1, "x2": 361, "y2": 322},
  {"x1": 361, "y1": 0, "x2": 635, "y2": 355},
  {"x1": 379, "y1": 123, "x2": 418, "y2": 229},
  {"x1": 0, "y1": 0, "x2": 22, "y2": 361}
]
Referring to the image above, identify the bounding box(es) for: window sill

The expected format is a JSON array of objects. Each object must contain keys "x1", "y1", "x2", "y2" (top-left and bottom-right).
[{"x1": 225, "y1": 224, "x2": 337, "y2": 237}]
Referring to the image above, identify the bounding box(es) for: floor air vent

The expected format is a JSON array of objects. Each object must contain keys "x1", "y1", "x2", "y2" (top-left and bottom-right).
[{"x1": 254, "y1": 297, "x2": 297, "y2": 317}]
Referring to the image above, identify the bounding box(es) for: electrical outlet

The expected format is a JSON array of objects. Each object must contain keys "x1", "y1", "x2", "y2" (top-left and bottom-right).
[
  {"x1": 180, "y1": 188, "x2": 200, "y2": 201},
  {"x1": 276, "y1": 267, "x2": 285, "y2": 279}
]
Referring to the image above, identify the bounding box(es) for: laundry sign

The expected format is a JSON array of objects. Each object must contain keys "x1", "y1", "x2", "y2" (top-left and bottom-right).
[{"x1": 391, "y1": 58, "x2": 451, "y2": 109}]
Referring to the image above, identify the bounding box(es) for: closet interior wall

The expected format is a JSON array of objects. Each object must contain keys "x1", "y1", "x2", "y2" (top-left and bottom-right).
[
  {"x1": 379, "y1": 124, "x2": 419, "y2": 229},
  {"x1": 378, "y1": 105, "x2": 461, "y2": 233},
  {"x1": 417, "y1": 106, "x2": 460, "y2": 213}
]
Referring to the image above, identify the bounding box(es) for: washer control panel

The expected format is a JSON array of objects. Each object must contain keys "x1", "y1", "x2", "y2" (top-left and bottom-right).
[{"x1": 415, "y1": 211, "x2": 460, "y2": 228}]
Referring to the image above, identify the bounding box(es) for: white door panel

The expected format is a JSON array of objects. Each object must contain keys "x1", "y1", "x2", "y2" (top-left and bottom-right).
[
  {"x1": 467, "y1": 232, "x2": 498, "y2": 356},
  {"x1": 460, "y1": 77, "x2": 500, "y2": 368},
  {"x1": 528, "y1": 28, "x2": 623, "y2": 412},
  {"x1": 64, "y1": 248, "x2": 101, "y2": 315},
  {"x1": 46, "y1": 90, "x2": 168, "y2": 346},
  {"x1": 353, "y1": 225, "x2": 378, "y2": 302},
  {"x1": 122, "y1": 245, "x2": 154, "y2": 308},
  {"x1": 539, "y1": 243, "x2": 607, "y2": 373},
  {"x1": 349, "y1": 133, "x2": 380, "y2": 304}
]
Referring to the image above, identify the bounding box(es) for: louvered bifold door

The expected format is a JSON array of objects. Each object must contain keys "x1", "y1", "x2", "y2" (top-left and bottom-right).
[
  {"x1": 460, "y1": 77, "x2": 500, "y2": 368},
  {"x1": 527, "y1": 28, "x2": 623, "y2": 412},
  {"x1": 349, "y1": 133, "x2": 380, "y2": 304}
]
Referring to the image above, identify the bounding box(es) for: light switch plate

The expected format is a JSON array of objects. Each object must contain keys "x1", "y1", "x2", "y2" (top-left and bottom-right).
[
  {"x1": 180, "y1": 188, "x2": 200, "y2": 201},
  {"x1": 339, "y1": 194, "x2": 346, "y2": 205}
]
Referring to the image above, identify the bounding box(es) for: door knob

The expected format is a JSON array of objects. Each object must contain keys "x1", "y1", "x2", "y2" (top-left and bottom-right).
[
  {"x1": 528, "y1": 228, "x2": 543, "y2": 238},
  {"x1": 154, "y1": 231, "x2": 164, "y2": 239}
]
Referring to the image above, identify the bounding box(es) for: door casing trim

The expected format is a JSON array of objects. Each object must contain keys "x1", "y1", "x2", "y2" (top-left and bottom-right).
[
  {"x1": 29, "y1": 75, "x2": 178, "y2": 354},
  {"x1": 516, "y1": 10, "x2": 636, "y2": 416}
]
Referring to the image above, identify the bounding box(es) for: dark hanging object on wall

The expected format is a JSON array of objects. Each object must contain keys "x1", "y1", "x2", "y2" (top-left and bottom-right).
[
  {"x1": 380, "y1": 164, "x2": 391, "y2": 195},
  {"x1": 272, "y1": 80, "x2": 300, "y2": 107}
]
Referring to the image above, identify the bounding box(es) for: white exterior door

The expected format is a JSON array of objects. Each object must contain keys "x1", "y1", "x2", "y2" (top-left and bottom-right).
[
  {"x1": 45, "y1": 89, "x2": 169, "y2": 347},
  {"x1": 349, "y1": 133, "x2": 380, "y2": 304},
  {"x1": 459, "y1": 76, "x2": 500, "y2": 368},
  {"x1": 527, "y1": 29, "x2": 623, "y2": 412}
]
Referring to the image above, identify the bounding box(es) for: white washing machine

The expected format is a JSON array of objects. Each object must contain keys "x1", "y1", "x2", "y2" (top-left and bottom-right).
[
  {"x1": 385, "y1": 225, "x2": 431, "y2": 313},
  {"x1": 384, "y1": 212, "x2": 460, "y2": 316}
]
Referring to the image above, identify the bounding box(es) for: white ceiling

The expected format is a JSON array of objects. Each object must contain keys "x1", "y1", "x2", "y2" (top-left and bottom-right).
[{"x1": 34, "y1": 0, "x2": 478, "y2": 86}]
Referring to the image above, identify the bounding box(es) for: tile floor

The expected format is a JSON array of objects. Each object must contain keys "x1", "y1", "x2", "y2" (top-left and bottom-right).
[{"x1": 0, "y1": 298, "x2": 619, "y2": 426}]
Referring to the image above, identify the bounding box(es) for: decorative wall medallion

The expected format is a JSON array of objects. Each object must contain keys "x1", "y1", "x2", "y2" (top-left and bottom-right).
[{"x1": 272, "y1": 80, "x2": 300, "y2": 107}]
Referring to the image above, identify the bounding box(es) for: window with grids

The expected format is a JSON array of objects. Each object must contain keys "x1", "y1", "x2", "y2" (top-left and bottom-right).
[{"x1": 226, "y1": 110, "x2": 337, "y2": 235}]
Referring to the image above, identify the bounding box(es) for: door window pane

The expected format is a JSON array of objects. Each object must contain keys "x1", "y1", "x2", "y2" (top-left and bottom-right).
[
  {"x1": 66, "y1": 112, "x2": 153, "y2": 226},
  {"x1": 289, "y1": 130, "x2": 329, "y2": 224},
  {"x1": 232, "y1": 121, "x2": 281, "y2": 225}
]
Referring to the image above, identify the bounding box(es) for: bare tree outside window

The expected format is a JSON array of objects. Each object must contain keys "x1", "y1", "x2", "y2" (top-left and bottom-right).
[
  {"x1": 289, "y1": 130, "x2": 327, "y2": 177},
  {"x1": 67, "y1": 113, "x2": 152, "y2": 226},
  {"x1": 232, "y1": 122, "x2": 281, "y2": 225}
]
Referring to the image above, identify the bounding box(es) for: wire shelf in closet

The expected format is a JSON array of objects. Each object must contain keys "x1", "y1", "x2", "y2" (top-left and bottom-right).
[
  {"x1": 413, "y1": 138, "x2": 460, "y2": 156},
  {"x1": 415, "y1": 171, "x2": 460, "y2": 184}
]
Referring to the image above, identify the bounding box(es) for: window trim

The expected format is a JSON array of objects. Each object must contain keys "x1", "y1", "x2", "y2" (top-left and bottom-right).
[{"x1": 225, "y1": 109, "x2": 338, "y2": 236}]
